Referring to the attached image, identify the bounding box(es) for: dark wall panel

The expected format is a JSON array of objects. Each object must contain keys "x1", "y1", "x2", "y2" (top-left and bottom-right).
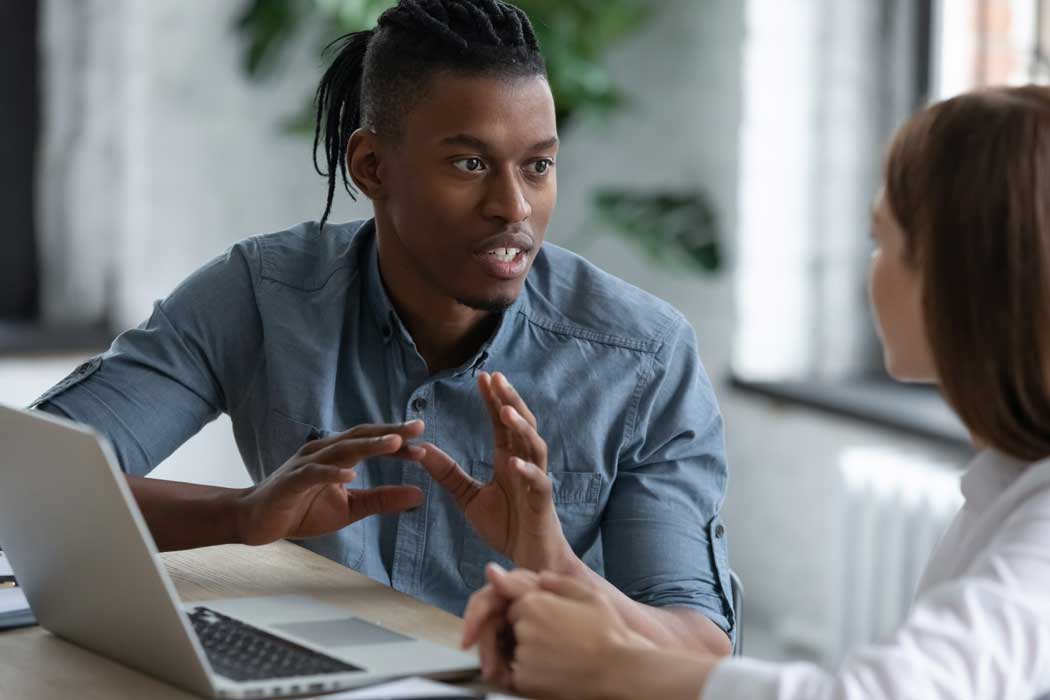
[{"x1": 0, "y1": 0, "x2": 40, "y2": 319}]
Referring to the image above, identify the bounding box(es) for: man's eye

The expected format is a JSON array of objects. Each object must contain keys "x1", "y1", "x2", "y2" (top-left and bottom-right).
[
  {"x1": 453, "y1": 158, "x2": 486, "y2": 173},
  {"x1": 530, "y1": 159, "x2": 554, "y2": 175}
]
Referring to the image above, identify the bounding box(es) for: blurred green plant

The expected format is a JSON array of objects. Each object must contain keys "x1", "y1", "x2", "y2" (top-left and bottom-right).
[
  {"x1": 592, "y1": 189, "x2": 721, "y2": 275},
  {"x1": 233, "y1": 0, "x2": 722, "y2": 274},
  {"x1": 235, "y1": 0, "x2": 649, "y2": 127}
]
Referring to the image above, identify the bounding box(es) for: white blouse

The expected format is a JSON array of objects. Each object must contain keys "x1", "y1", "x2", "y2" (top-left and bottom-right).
[{"x1": 705, "y1": 449, "x2": 1050, "y2": 700}]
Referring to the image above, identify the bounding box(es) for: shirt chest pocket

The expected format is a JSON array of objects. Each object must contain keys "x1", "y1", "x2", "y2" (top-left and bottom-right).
[
  {"x1": 458, "y1": 460, "x2": 604, "y2": 590},
  {"x1": 266, "y1": 411, "x2": 367, "y2": 570}
]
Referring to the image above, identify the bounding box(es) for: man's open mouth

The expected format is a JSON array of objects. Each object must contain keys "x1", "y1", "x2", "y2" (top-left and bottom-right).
[
  {"x1": 486, "y1": 247, "x2": 524, "y2": 263},
  {"x1": 475, "y1": 245, "x2": 530, "y2": 280},
  {"x1": 472, "y1": 231, "x2": 535, "y2": 280}
]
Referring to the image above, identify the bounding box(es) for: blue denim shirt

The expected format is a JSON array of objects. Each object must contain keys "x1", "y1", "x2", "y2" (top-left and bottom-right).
[{"x1": 34, "y1": 219, "x2": 734, "y2": 634}]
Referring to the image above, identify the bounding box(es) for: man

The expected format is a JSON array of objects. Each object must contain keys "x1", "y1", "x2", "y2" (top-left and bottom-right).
[{"x1": 33, "y1": 0, "x2": 734, "y2": 656}]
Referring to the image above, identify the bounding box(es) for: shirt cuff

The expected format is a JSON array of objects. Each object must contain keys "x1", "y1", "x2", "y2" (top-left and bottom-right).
[{"x1": 703, "y1": 657, "x2": 783, "y2": 700}]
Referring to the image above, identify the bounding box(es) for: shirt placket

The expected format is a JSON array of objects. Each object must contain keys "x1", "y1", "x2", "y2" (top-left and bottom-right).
[{"x1": 389, "y1": 380, "x2": 434, "y2": 597}]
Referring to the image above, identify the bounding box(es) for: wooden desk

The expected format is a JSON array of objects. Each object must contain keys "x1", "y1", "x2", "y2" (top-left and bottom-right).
[{"x1": 0, "y1": 540, "x2": 483, "y2": 698}]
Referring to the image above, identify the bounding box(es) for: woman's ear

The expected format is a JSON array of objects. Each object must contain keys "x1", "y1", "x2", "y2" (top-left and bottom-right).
[{"x1": 346, "y1": 128, "x2": 386, "y2": 201}]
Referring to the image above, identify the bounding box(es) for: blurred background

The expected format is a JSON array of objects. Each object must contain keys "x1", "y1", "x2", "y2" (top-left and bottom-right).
[{"x1": 2, "y1": 0, "x2": 1048, "y2": 666}]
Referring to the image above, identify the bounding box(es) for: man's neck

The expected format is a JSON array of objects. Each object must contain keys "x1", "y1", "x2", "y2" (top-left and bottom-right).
[{"x1": 376, "y1": 234, "x2": 498, "y2": 374}]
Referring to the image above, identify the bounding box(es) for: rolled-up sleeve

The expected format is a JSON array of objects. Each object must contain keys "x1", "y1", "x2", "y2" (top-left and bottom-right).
[
  {"x1": 602, "y1": 314, "x2": 735, "y2": 636},
  {"x1": 32, "y1": 240, "x2": 264, "y2": 476}
]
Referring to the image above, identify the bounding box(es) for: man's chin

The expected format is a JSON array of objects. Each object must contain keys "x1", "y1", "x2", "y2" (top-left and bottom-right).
[{"x1": 455, "y1": 294, "x2": 517, "y2": 313}]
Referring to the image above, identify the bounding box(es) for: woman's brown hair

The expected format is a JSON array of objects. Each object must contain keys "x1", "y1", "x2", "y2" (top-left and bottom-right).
[{"x1": 885, "y1": 85, "x2": 1050, "y2": 462}]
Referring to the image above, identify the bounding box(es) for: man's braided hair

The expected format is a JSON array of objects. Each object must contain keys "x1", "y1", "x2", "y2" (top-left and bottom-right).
[{"x1": 313, "y1": 0, "x2": 547, "y2": 230}]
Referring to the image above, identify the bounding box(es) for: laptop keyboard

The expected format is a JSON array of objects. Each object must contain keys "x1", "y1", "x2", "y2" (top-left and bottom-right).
[{"x1": 188, "y1": 606, "x2": 362, "y2": 682}]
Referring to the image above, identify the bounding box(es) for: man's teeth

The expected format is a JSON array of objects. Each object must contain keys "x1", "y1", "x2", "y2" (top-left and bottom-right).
[{"x1": 487, "y1": 247, "x2": 521, "y2": 262}]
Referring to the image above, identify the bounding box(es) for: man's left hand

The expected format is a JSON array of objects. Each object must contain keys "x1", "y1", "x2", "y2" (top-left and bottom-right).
[{"x1": 416, "y1": 371, "x2": 577, "y2": 573}]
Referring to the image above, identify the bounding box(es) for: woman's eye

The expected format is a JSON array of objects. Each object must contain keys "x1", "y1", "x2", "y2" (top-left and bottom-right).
[{"x1": 453, "y1": 157, "x2": 486, "y2": 173}]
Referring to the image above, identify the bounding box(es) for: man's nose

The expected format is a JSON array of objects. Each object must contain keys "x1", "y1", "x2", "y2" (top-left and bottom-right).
[{"x1": 482, "y1": 169, "x2": 532, "y2": 224}]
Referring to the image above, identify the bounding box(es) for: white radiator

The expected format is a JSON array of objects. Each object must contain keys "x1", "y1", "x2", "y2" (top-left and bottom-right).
[{"x1": 836, "y1": 447, "x2": 964, "y2": 660}]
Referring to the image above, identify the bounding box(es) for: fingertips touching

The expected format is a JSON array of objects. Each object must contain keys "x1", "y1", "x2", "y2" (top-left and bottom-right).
[
  {"x1": 370, "y1": 434, "x2": 406, "y2": 454},
  {"x1": 399, "y1": 419, "x2": 425, "y2": 437}
]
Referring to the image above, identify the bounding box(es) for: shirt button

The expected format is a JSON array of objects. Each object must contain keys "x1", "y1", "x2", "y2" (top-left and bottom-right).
[
  {"x1": 714, "y1": 524, "x2": 725, "y2": 539},
  {"x1": 412, "y1": 397, "x2": 427, "y2": 412},
  {"x1": 381, "y1": 324, "x2": 392, "y2": 338}
]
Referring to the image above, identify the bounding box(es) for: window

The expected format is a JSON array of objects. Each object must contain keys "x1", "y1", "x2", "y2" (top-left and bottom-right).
[
  {"x1": 735, "y1": 0, "x2": 1050, "y2": 447},
  {"x1": 933, "y1": 0, "x2": 1050, "y2": 98},
  {"x1": 731, "y1": 0, "x2": 971, "y2": 447}
]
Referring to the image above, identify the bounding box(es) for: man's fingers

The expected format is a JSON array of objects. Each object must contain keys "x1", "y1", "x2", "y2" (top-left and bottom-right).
[
  {"x1": 415, "y1": 442, "x2": 482, "y2": 511},
  {"x1": 510, "y1": 458, "x2": 554, "y2": 512},
  {"x1": 308, "y1": 434, "x2": 405, "y2": 468},
  {"x1": 492, "y1": 372, "x2": 537, "y2": 428},
  {"x1": 285, "y1": 463, "x2": 357, "y2": 494},
  {"x1": 499, "y1": 405, "x2": 548, "y2": 469},
  {"x1": 477, "y1": 373, "x2": 510, "y2": 446},
  {"x1": 537, "y1": 572, "x2": 596, "y2": 602},
  {"x1": 347, "y1": 485, "x2": 424, "y2": 520},
  {"x1": 338, "y1": 419, "x2": 425, "y2": 442},
  {"x1": 482, "y1": 372, "x2": 535, "y2": 459},
  {"x1": 298, "y1": 420, "x2": 425, "y2": 457}
]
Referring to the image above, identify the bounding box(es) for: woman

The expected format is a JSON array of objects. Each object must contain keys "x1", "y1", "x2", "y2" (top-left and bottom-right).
[{"x1": 461, "y1": 85, "x2": 1050, "y2": 699}]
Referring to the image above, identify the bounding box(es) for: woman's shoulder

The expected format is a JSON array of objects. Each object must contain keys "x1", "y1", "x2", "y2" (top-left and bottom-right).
[{"x1": 1004, "y1": 455, "x2": 1050, "y2": 519}]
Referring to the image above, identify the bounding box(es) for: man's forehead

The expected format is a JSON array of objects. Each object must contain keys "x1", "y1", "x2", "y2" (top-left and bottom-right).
[
  {"x1": 439, "y1": 132, "x2": 559, "y2": 154},
  {"x1": 402, "y1": 72, "x2": 557, "y2": 150}
]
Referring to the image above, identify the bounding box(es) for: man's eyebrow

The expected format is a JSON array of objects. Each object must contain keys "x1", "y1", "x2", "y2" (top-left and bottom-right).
[
  {"x1": 528, "y1": 137, "x2": 559, "y2": 151},
  {"x1": 439, "y1": 134, "x2": 560, "y2": 153},
  {"x1": 441, "y1": 134, "x2": 491, "y2": 152}
]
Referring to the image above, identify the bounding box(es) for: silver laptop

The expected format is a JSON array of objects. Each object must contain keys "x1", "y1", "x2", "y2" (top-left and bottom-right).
[{"x1": 0, "y1": 405, "x2": 479, "y2": 698}]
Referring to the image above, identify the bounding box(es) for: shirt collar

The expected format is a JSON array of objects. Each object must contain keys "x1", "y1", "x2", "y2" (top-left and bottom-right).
[
  {"x1": 361, "y1": 219, "x2": 530, "y2": 375},
  {"x1": 468, "y1": 288, "x2": 528, "y2": 375},
  {"x1": 960, "y1": 448, "x2": 1030, "y2": 512},
  {"x1": 361, "y1": 220, "x2": 403, "y2": 346}
]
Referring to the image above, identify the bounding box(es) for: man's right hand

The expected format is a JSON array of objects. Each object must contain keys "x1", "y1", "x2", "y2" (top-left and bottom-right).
[{"x1": 234, "y1": 420, "x2": 427, "y2": 546}]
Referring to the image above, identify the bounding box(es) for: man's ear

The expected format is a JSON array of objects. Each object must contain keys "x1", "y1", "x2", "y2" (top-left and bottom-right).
[{"x1": 346, "y1": 128, "x2": 387, "y2": 201}]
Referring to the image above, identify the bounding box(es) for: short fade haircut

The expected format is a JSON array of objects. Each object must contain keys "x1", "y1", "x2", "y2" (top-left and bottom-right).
[
  {"x1": 313, "y1": 0, "x2": 548, "y2": 230},
  {"x1": 885, "y1": 85, "x2": 1050, "y2": 461}
]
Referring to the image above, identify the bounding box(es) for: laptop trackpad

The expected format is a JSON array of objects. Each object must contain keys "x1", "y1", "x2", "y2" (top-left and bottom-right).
[{"x1": 274, "y1": 617, "x2": 413, "y2": 648}]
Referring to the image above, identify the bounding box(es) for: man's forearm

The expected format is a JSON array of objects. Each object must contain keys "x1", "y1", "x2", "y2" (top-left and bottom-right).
[
  {"x1": 127, "y1": 475, "x2": 245, "y2": 551},
  {"x1": 564, "y1": 556, "x2": 732, "y2": 656}
]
